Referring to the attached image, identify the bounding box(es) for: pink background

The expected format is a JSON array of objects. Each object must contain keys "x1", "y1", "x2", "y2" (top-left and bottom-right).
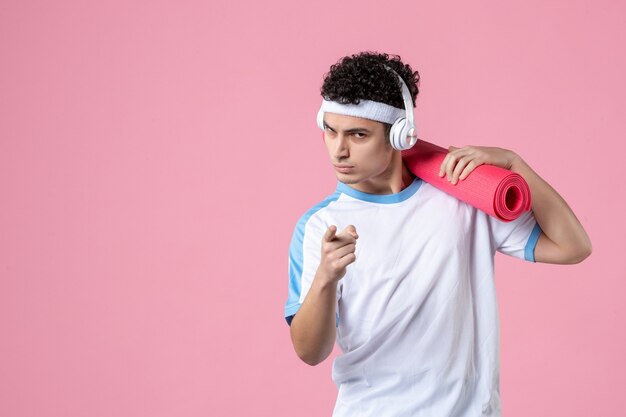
[{"x1": 1, "y1": 0, "x2": 624, "y2": 415}]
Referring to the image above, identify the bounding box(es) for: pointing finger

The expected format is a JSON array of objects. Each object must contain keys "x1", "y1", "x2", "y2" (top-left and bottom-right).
[{"x1": 345, "y1": 225, "x2": 359, "y2": 239}]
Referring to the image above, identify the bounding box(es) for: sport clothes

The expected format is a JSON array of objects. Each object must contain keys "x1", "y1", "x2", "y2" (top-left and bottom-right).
[{"x1": 285, "y1": 177, "x2": 542, "y2": 417}]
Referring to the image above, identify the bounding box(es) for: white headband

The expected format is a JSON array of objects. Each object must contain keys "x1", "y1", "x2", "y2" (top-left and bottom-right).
[{"x1": 320, "y1": 99, "x2": 405, "y2": 124}]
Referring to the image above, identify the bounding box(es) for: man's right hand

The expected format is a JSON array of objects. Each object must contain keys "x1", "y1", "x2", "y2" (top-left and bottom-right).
[
  {"x1": 318, "y1": 225, "x2": 359, "y2": 283},
  {"x1": 290, "y1": 224, "x2": 358, "y2": 365}
]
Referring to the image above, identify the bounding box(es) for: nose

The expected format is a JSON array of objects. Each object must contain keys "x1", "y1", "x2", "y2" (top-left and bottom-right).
[{"x1": 333, "y1": 134, "x2": 350, "y2": 159}]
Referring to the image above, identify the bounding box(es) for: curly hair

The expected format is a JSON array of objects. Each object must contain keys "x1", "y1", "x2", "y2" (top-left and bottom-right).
[{"x1": 320, "y1": 51, "x2": 420, "y2": 109}]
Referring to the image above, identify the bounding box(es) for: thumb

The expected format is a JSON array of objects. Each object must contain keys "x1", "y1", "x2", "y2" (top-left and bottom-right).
[{"x1": 448, "y1": 145, "x2": 459, "y2": 152}]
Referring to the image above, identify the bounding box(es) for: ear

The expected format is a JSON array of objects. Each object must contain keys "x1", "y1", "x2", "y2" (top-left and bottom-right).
[{"x1": 383, "y1": 122, "x2": 393, "y2": 147}]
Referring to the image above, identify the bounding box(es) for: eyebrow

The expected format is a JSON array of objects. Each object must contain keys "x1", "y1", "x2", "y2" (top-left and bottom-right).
[{"x1": 323, "y1": 121, "x2": 372, "y2": 134}]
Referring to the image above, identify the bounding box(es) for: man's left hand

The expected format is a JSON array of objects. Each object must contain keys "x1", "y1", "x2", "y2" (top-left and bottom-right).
[{"x1": 438, "y1": 145, "x2": 519, "y2": 185}]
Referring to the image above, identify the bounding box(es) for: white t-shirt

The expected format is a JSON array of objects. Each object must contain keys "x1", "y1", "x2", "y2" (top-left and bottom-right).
[{"x1": 285, "y1": 177, "x2": 542, "y2": 417}]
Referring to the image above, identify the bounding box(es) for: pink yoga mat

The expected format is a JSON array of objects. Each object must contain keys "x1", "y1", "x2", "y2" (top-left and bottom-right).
[{"x1": 401, "y1": 140, "x2": 532, "y2": 222}]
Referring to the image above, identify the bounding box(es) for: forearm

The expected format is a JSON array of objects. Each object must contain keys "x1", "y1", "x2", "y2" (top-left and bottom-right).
[
  {"x1": 510, "y1": 154, "x2": 592, "y2": 263},
  {"x1": 290, "y1": 272, "x2": 338, "y2": 366}
]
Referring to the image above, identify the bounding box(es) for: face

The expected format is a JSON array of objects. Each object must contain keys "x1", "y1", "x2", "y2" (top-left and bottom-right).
[{"x1": 323, "y1": 112, "x2": 397, "y2": 194}]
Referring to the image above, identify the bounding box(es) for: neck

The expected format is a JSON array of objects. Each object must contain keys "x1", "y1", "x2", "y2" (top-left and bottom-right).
[
  {"x1": 350, "y1": 152, "x2": 415, "y2": 195},
  {"x1": 400, "y1": 161, "x2": 415, "y2": 191}
]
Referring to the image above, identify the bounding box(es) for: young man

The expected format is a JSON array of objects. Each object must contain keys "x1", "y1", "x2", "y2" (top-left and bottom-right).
[{"x1": 284, "y1": 52, "x2": 591, "y2": 417}]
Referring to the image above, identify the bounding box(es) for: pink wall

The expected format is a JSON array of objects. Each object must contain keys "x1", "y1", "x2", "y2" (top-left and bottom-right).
[{"x1": 1, "y1": 0, "x2": 623, "y2": 416}]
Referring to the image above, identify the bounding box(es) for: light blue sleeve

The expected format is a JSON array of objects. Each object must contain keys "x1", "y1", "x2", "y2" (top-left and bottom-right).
[
  {"x1": 285, "y1": 192, "x2": 341, "y2": 324},
  {"x1": 488, "y1": 210, "x2": 542, "y2": 262}
]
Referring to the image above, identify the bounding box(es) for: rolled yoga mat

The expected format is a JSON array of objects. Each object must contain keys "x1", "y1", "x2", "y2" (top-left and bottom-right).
[{"x1": 401, "y1": 140, "x2": 532, "y2": 222}]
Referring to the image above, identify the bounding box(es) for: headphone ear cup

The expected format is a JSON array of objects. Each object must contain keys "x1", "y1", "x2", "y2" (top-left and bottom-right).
[
  {"x1": 389, "y1": 118, "x2": 407, "y2": 150},
  {"x1": 317, "y1": 108, "x2": 325, "y2": 130}
]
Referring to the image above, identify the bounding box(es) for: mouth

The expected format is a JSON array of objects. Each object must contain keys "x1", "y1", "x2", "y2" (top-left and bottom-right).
[{"x1": 334, "y1": 164, "x2": 354, "y2": 173}]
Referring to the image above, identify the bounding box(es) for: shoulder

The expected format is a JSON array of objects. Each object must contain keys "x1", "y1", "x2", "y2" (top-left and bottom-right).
[
  {"x1": 416, "y1": 181, "x2": 476, "y2": 216},
  {"x1": 296, "y1": 189, "x2": 342, "y2": 225},
  {"x1": 290, "y1": 190, "x2": 342, "y2": 242}
]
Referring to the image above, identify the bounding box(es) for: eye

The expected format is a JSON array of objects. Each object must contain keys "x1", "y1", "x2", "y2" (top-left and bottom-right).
[{"x1": 353, "y1": 132, "x2": 367, "y2": 139}]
